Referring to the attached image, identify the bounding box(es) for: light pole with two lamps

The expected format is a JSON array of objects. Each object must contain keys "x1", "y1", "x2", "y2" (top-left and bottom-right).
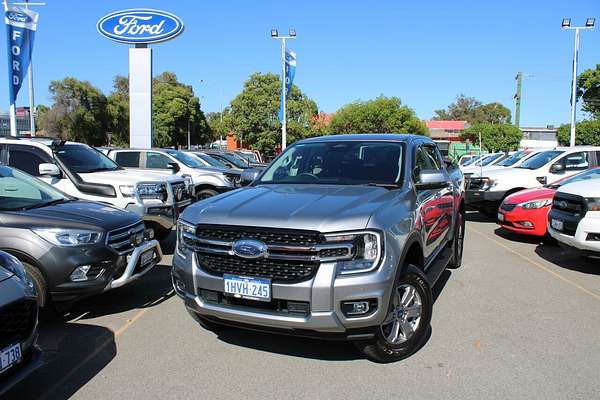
[{"x1": 271, "y1": 28, "x2": 296, "y2": 151}]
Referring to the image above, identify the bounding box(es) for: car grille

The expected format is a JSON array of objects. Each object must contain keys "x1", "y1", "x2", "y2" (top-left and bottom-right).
[
  {"x1": 552, "y1": 194, "x2": 586, "y2": 217},
  {"x1": 500, "y1": 202, "x2": 517, "y2": 212},
  {"x1": 224, "y1": 172, "x2": 241, "y2": 187},
  {"x1": 467, "y1": 177, "x2": 485, "y2": 190},
  {"x1": 197, "y1": 253, "x2": 319, "y2": 283},
  {"x1": 106, "y1": 222, "x2": 146, "y2": 253},
  {"x1": 0, "y1": 300, "x2": 37, "y2": 349},
  {"x1": 195, "y1": 225, "x2": 322, "y2": 246},
  {"x1": 170, "y1": 181, "x2": 190, "y2": 203}
]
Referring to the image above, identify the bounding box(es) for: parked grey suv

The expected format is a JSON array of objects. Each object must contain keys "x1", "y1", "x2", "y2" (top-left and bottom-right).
[{"x1": 173, "y1": 134, "x2": 465, "y2": 362}]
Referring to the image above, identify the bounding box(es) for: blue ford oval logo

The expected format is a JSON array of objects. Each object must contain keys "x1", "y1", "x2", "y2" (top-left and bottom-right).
[
  {"x1": 97, "y1": 9, "x2": 184, "y2": 44},
  {"x1": 6, "y1": 11, "x2": 31, "y2": 24},
  {"x1": 232, "y1": 240, "x2": 268, "y2": 259}
]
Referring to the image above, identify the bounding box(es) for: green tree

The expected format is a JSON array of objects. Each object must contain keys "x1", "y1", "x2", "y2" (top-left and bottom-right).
[
  {"x1": 106, "y1": 75, "x2": 129, "y2": 146},
  {"x1": 153, "y1": 72, "x2": 209, "y2": 148},
  {"x1": 460, "y1": 122, "x2": 522, "y2": 151},
  {"x1": 328, "y1": 96, "x2": 427, "y2": 135},
  {"x1": 557, "y1": 119, "x2": 600, "y2": 146},
  {"x1": 39, "y1": 77, "x2": 109, "y2": 145},
  {"x1": 473, "y1": 102, "x2": 512, "y2": 124},
  {"x1": 35, "y1": 104, "x2": 49, "y2": 133},
  {"x1": 434, "y1": 94, "x2": 512, "y2": 124},
  {"x1": 226, "y1": 72, "x2": 318, "y2": 155},
  {"x1": 206, "y1": 110, "x2": 229, "y2": 142},
  {"x1": 577, "y1": 64, "x2": 600, "y2": 118}
]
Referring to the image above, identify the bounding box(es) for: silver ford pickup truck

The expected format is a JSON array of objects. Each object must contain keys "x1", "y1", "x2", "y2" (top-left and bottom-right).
[{"x1": 173, "y1": 134, "x2": 465, "y2": 363}]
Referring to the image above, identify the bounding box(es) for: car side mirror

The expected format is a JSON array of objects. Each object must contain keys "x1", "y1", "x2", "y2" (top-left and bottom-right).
[
  {"x1": 240, "y1": 169, "x2": 260, "y2": 186},
  {"x1": 167, "y1": 162, "x2": 180, "y2": 174},
  {"x1": 39, "y1": 163, "x2": 61, "y2": 177},
  {"x1": 415, "y1": 169, "x2": 448, "y2": 190},
  {"x1": 443, "y1": 156, "x2": 455, "y2": 169},
  {"x1": 550, "y1": 163, "x2": 564, "y2": 173}
]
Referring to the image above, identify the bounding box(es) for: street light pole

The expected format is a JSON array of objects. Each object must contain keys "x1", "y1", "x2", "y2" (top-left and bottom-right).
[
  {"x1": 562, "y1": 18, "x2": 595, "y2": 147},
  {"x1": 271, "y1": 28, "x2": 296, "y2": 151}
]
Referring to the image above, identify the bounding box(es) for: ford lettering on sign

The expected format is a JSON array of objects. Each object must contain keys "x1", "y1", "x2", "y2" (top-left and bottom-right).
[
  {"x1": 6, "y1": 11, "x2": 32, "y2": 24},
  {"x1": 97, "y1": 9, "x2": 184, "y2": 44}
]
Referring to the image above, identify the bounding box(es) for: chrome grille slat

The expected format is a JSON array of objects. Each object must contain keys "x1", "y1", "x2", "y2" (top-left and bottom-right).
[{"x1": 107, "y1": 221, "x2": 146, "y2": 253}]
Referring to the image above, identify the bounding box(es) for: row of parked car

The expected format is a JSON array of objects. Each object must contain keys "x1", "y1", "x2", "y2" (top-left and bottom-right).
[
  {"x1": 461, "y1": 146, "x2": 600, "y2": 256},
  {"x1": 0, "y1": 137, "x2": 268, "y2": 392}
]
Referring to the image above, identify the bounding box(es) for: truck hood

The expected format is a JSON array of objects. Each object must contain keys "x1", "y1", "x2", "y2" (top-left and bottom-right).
[
  {"x1": 3, "y1": 200, "x2": 141, "y2": 232},
  {"x1": 79, "y1": 169, "x2": 181, "y2": 185},
  {"x1": 557, "y1": 180, "x2": 600, "y2": 197},
  {"x1": 181, "y1": 184, "x2": 397, "y2": 232}
]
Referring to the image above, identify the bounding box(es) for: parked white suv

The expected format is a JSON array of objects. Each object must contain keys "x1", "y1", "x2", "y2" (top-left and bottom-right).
[
  {"x1": 0, "y1": 138, "x2": 191, "y2": 240},
  {"x1": 548, "y1": 178, "x2": 600, "y2": 256},
  {"x1": 460, "y1": 152, "x2": 506, "y2": 174},
  {"x1": 466, "y1": 149, "x2": 543, "y2": 178},
  {"x1": 107, "y1": 148, "x2": 236, "y2": 200},
  {"x1": 466, "y1": 147, "x2": 600, "y2": 214}
]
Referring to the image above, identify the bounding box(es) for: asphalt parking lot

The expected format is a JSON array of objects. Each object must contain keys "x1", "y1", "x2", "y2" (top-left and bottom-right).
[{"x1": 4, "y1": 214, "x2": 600, "y2": 400}]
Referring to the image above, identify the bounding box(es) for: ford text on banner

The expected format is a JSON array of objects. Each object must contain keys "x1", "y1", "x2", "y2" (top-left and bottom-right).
[
  {"x1": 279, "y1": 49, "x2": 296, "y2": 122},
  {"x1": 5, "y1": 6, "x2": 39, "y2": 105}
]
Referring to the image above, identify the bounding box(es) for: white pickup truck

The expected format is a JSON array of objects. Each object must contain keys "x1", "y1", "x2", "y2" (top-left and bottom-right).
[{"x1": 0, "y1": 138, "x2": 191, "y2": 240}]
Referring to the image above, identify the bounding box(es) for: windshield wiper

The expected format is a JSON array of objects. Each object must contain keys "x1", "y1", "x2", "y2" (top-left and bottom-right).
[{"x1": 362, "y1": 183, "x2": 401, "y2": 189}]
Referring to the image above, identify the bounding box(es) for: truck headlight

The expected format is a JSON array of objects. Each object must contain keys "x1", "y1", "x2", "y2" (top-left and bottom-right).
[
  {"x1": 120, "y1": 185, "x2": 136, "y2": 197},
  {"x1": 586, "y1": 198, "x2": 600, "y2": 212},
  {"x1": 32, "y1": 228, "x2": 103, "y2": 246},
  {"x1": 137, "y1": 183, "x2": 168, "y2": 201},
  {"x1": 519, "y1": 199, "x2": 552, "y2": 209},
  {"x1": 326, "y1": 231, "x2": 383, "y2": 275},
  {"x1": 176, "y1": 220, "x2": 196, "y2": 258},
  {"x1": 481, "y1": 178, "x2": 497, "y2": 191}
]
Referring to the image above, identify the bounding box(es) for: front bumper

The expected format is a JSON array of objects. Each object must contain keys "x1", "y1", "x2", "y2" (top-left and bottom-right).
[
  {"x1": 548, "y1": 213, "x2": 600, "y2": 253},
  {"x1": 465, "y1": 189, "x2": 506, "y2": 207},
  {"x1": 0, "y1": 345, "x2": 43, "y2": 397},
  {"x1": 126, "y1": 200, "x2": 191, "y2": 230},
  {"x1": 497, "y1": 206, "x2": 550, "y2": 236},
  {"x1": 104, "y1": 239, "x2": 162, "y2": 291},
  {"x1": 172, "y1": 251, "x2": 396, "y2": 336}
]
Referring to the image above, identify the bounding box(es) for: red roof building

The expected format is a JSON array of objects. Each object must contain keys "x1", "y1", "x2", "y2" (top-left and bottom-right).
[{"x1": 425, "y1": 120, "x2": 468, "y2": 141}]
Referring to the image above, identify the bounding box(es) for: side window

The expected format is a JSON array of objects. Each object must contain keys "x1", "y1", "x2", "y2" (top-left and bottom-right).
[
  {"x1": 115, "y1": 152, "x2": 140, "y2": 168},
  {"x1": 7, "y1": 145, "x2": 50, "y2": 176},
  {"x1": 423, "y1": 146, "x2": 443, "y2": 170},
  {"x1": 413, "y1": 146, "x2": 434, "y2": 183},
  {"x1": 559, "y1": 152, "x2": 589, "y2": 171},
  {"x1": 146, "y1": 152, "x2": 171, "y2": 169}
]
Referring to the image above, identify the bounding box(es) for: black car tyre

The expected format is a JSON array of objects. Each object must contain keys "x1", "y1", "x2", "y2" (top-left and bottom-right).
[
  {"x1": 355, "y1": 267, "x2": 432, "y2": 363},
  {"x1": 187, "y1": 309, "x2": 225, "y2": 333},
  {"x1": 23, "y1": 262, "x2": 48, "y2": 308},
  {"x1": 196, "y1": 188, "x2": 218, "y2": 201},
  {"x1": 448, "y1": 207, "x2": 465, "y2": 269}
]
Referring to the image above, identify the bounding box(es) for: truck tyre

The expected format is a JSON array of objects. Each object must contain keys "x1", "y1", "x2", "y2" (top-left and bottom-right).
[
  {"x1": 355, "y1": 266, "x2": 432, "y2": 363},
  {"x1": 448, "y1": 207, "x2": 465, "y2": 269},
  {"x1": 187, "y1": 309, "x2": 226, "y2": 333},
  {"x1": 196, "y1": 188, "x2": 218, "y2": 201}
]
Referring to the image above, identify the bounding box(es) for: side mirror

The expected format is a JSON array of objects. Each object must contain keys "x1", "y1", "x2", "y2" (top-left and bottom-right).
[
  {"x1": 550, "y1": 163, "x2": 565, "y2": 173},
  {"x1": 39, "y1": 163, "x2": 61, "y2": 177},
  {"x1": 167, "y1": 162, "x2": 180, "y2": 174},
  {"x1": 240, "y1": 169, "x2": 260, "y2": 186},
  {"x1": 414, "y1": 169, "x2": 448, "y2": 190},
  {"x1": 442, "y1": 156, "x2": 455, "y2": 169}
]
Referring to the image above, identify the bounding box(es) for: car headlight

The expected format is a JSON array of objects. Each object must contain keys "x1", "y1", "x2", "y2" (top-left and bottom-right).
[
  {"x1": 120, "y1": 185, "x2": 136, "y2": 197},
  {"x1": 586, "y1": 198, "x2": 600, "y2": 212},
  {"x1": 481, "y1": 178, "x2": 498, "y2": 191},
  {"x1": 137, "y1": 183, "x2": 168, "y2": 201},
  {"x1": 519, "y1": 199, "x2": 552, "y2": 209},
  {"x1": 32, "y1": 228, "x2": 103, "y2": 247},
  {"x1": 176, "y1": 220, "x2": 196, "y2": 258},
  {"x1": 0, "y1": 251, "x2": 34, "y2": 290},
  {"x1": 325, "y1": 231, "x2": 382, "y2": 275}
]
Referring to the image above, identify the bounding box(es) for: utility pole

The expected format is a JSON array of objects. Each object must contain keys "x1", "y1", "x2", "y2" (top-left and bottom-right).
[{"x1": 514, "y1": 72, "x2": 522, "y2": 127}]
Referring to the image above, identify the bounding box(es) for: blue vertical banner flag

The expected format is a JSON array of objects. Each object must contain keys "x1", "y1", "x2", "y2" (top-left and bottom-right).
[
  {"x1": 279, "y1": 49, "x2": 296, "y2": 122},
  {"x1": 5, "y1": 6, "x2": 38, "y2": 106}
]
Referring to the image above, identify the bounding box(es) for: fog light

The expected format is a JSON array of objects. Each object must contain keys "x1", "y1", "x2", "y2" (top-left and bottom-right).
[
  {"x1": 341, "y1": 300, "x2": 376, "y2": 317},
  {"x1": 287, "y1": 301, "x2": 310, "y2": 315},
  {"x1": 70, "y1": 265, "x2": 91, "y2": 282},
  {"x1": 172, "y1": 275, "x2": 186, "y2": 295},
  {"x1": 516, "y1": 221, "x2": 533, "y2": 228}
]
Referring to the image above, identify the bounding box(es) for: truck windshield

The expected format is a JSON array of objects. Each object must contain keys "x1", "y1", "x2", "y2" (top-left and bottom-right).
[
  {"x1": 0, "y1": 166, "x2": 68, "y2": 211},
  {"x1": 195, "y1": 153, "x2": 228, "y2": 168},
  {"x1": 496, "y1": 151, "x2": 526, "y2": 166},
  {"x1": 479, "y1": 153, "x2": 504, "y2": 166},
  {"x1": 56, "y1": 144, "x2": 120, "y2": 173},
  {"x1": 547, "y1": 168, "x2": 600, "y2": 188},
  {"x1": 462, "y1": 155, "x2": 482, "y2": 166},
  {"x1": 213, "y1": 153, "x2": 249, "y2": 169},
  {"x1": 166, "y1": 150, "x2": 204, "y2": 168},
  {"x1": 259, "y1": 141, "x2": 404, "y2": 186},
  {"x1": 517, "y1": 150, "x2": 564, "y2": 170}
]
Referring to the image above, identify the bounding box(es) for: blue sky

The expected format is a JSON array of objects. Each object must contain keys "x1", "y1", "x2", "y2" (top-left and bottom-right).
[{"x1": 2, "y1": 0, "x2": 599, "y2": 127}]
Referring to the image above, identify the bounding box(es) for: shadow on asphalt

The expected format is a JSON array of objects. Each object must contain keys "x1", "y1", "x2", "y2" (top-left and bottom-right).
[
  {"x1": 493, "y1": 227, "x2": 545, "y2": 245},
  {"x1": 465, "y1": 210, "x2": 496, "y2": 224},
  {"x1": 4, "y1": 323, "x2": 116, "y2": 400},
  {"x1": 535, "y1": 244, "x2": 600, "y2": 276}
]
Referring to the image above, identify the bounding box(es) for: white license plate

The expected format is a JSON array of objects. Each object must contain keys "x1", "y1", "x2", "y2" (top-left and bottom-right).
[
  {"x1": 0, "y1": 343, "x2": 22, "y2": 373},
  {"x1": 498, "y1": 212, "x2": 505, "y2": 222},
  {"x1": 224, "y1": 274, "x2": 271, "y2": 302},
  {"x1": 551, "y1": 219, "x2": 564, "y2": 231},
  {"x1": 140, "y1": 250, "x2": 154, "y2": 266}
]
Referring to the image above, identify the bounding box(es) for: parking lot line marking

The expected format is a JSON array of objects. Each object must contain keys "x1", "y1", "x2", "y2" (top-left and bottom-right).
[
  {"x1": 467, "y1": 226, "x2": 600, "y2": 302},
  {"x1": 114, "y1": 308, "x2": 150, "y2": 337}
]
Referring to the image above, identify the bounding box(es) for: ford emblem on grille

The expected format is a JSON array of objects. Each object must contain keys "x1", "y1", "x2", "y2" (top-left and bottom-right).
[
  {"x1": 232, "y1": 239, "x2": 268, "y2": 259},
  {"x1": 556, "y1": 200, "x2": 568, "y2": 209}
]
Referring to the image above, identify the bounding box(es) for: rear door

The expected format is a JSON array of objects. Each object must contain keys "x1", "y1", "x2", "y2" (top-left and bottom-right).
[{"x1": 113, "y1": 151, "x2": 142, "y2": 169}]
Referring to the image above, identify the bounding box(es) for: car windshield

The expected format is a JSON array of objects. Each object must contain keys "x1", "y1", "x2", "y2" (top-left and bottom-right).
[
  {"x1": 259, "y1": 141, "x2": 404, "y2": 186},
  {"x1": 237, "y1": 152, "x2": 259, "y2": 163},
  {"x1": 0, "y1": 166, "x2": 68, "y2": 211},
  {"x1": 517, "y1": 150, "x2": 564, "y2": 170},
  {"x1": 548, "y1": 168, "x2": 600, "y2": 188},
  {"x1": 214, "y1": 153, "x2": 249, "y2": 169},
  {"x1": 195, "y1": 153, "x2": 228, "y2": 168},
  {"x1": 479, "y1": 153, "x2": 504, "y2": 166},
  {"x1": 166, "y1": 150, "x2": 204, "y2": 168},
  {"x1": 497, "y1": 151, "x2": 527, "y2": 167},
  {"x1": 56, "y1": 144, "x2": 120, "y2": 173},
  {"x1": 462, "y1": 155, "x2": 482, "y2": 166}
]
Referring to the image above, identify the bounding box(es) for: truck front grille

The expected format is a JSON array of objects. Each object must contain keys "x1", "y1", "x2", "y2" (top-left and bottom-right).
[
  {"x1": 170, "y1": 181, "x2": 190, "y2": 203},
  {"x1": 0, "y1": 300, "x2": 37, "y2": 349},
  {"x1": 552, "y1": 194, "x2": 586, "y2": 217},
  {"x1": 107, "y1": 222, "x2": 146, "y2": 253},
  {"x1": 195, "y1": 225, "x2": 322, "y2": 246}
]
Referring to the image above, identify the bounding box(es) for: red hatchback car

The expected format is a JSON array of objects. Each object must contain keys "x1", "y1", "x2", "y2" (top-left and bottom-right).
[{"x1": 497, "y1": 167, "x2": 600, "y2": 236}]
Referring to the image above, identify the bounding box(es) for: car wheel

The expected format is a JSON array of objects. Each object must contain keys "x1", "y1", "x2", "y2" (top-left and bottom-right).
[
  {"x1": 196, "y1": 188, "x2": 218, "y2": 201},
  {"x1": 23, "y1": 262, "x2": 48, "y2": 308},
  {"x1": 355, "y1": 267, "x2": 432, "y2": 363},
  {"x1": 187, "y1": 309, "x2": 226, "y2": 333},
  {"x1": 448, "y1": 208, "x2": 465, "y2": 269}
]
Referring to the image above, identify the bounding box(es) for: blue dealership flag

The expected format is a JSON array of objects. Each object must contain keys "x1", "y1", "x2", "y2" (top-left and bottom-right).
[
  {"x1": 279, "y1": 49, "x2": 296, "y2": 122},
  {"x1": 5, "y1": 6, "x2": 38, "y2": 105}
]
